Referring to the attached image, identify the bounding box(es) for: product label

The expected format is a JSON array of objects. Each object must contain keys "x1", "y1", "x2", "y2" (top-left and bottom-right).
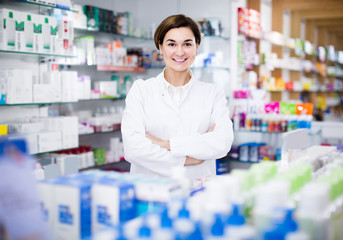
[
  {"x1": 15, "y1": 21, "x2": 24, "y2": 31},
  {"x1": 59, "y1": 205, "x2": 73, "y2": 225},
  {"x1": 80, "y1": 186, "x2": 91, "y2": 239},
  {"x1": 34, "y1": 24, "x2": 42, "y2": 34},
  {"x1": 97, "y1": 205, "x2": 111, "y2": 225},
  {"x1": 40, "y1": 202, "x2": 49, "y2": 222}
]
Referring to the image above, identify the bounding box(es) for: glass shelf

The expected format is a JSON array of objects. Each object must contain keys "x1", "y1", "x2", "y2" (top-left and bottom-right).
[
  {"x1": 0, "y1": 101, "x2": 77, "y2": 106},
  {"x1": 74, "y1": 27, "x2": 153, "y2": 41},
  {"x1": 34, "y1": 147, "x2": 77, "y2": 156},
  {"x1": 97, "y1": 65, "x2": 146, "y2": 72},
  {"x1": 79, "y1": 97, "x2": 125, "y2": 102},
  {"x1": 17, "y1": 0, "x2": 77, "y2": 12},
  {"x1": 0, "y1": 98, "x2": 125, "y2": 106},
  {"x1": 234, "y1": 129, "x2": 320, "y2": 136},
  {"x1": 202, "y1": 35, "x2": 230, "y2": 41},
  {"x1": 191, "y1": 66, "x2": 230, "y2": 71},
  {"x1": 79, "y1": 160, "x2": 130, "y2": 172},
  {"x1": 0, "y1": 49, "x2": 76, "y2": 58},
  {"x1": 79, "y1": 129, "x2": 121, "y2": 136}
]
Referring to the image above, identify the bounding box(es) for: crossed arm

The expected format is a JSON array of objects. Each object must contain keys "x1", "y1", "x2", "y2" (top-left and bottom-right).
[{"x1": 145, "y1": 124, "x2": 216, "y2": 166}]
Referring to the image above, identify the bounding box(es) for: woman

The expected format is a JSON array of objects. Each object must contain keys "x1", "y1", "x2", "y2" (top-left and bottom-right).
[{"x1": 121, "y1": 14, "x2": 233, "y2": 180}]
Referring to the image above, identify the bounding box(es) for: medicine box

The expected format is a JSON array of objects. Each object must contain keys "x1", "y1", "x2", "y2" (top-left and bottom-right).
[
  {"x1": 92, "y1": 178, "x2": 136, "y2": 234},
  {"x1": 53, "y1": 178, "x2": 92, "y2": 239}
]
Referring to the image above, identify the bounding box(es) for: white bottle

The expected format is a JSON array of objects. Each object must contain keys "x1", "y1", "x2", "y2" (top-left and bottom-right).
[{"x1": 297, "y1": 182, "x2": 330, "y2": 240}]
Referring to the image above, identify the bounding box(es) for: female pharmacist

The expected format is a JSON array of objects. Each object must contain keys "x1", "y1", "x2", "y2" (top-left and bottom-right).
[{"x1": 121, "y1": 14, "x2": 233, "y2": 180}]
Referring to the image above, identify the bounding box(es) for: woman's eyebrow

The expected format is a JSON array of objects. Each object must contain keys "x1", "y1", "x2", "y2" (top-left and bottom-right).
[{"x1": 166, "y1": 39, "x2": 193, "y2": 42}]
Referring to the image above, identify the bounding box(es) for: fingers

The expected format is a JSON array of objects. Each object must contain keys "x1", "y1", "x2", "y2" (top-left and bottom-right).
[
  {"x1": 208, "y1": 123, "x2": 216, "y2": 132},
  {"x1": 184, "y1": 156, "x2": 205, "y2": 166}
]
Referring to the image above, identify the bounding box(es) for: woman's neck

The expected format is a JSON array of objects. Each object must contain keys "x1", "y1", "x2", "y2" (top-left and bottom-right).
[{"x1": 164, "y1": 67, "x2": 191, "y2": 87}]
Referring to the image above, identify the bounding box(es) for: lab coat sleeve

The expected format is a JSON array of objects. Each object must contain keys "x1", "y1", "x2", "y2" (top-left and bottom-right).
[
  {"x1": 121, "y1": 80, "x2": 186, "y2": 177},
  {"x1": 170, "y1": 87, "x2": 234, "y2": 160}
]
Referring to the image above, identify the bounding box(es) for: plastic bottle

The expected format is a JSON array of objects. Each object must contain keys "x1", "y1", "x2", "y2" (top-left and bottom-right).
[
  {"x1": 261, "y1": 114, "x2": 268, "y2": 132},
  {"x1": 296, "y1": 182, "x2": 330, "y2": 240},
  {"x1": 232, "y1": 107, "x2": 240, "y2": 131},
  {"x1": 245, "y1": 112, "x2": 252, "y2": 131},
  {"x1": 253, "y1": 180, "x2": 290, "y2": 236},
  {"x1": 225, "y1": 204, "x2": 256, "y2": 240},
  {"x1": 207, "y1": 214, "x2": 225, "y2": 240},
  {"x1": 153, "y1": 208, "x2": 174, "y2": 240}
]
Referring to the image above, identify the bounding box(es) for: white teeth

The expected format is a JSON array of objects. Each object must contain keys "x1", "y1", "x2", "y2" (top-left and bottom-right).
[{"x1": 174, "y1": 59, "x2": 186, "y2": 62}]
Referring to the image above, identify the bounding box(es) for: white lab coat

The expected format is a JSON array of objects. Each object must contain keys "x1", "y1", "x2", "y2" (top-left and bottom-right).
[{"x1": 121, "y1": 70, "x2": 233, "y2": 180}]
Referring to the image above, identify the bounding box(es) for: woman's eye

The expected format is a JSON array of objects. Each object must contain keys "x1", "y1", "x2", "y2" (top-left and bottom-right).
[
  {"x1": 185, "y1": 43, "x2": 192, "y2": 47},
  {"x1": 168, "y1": 43, "x2": 175, "y2": 47}
]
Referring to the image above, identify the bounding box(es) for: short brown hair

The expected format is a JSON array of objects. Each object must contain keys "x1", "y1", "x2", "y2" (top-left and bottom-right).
[{"x1": 154, "y1": 14, "x2": 201, "y2": 50}]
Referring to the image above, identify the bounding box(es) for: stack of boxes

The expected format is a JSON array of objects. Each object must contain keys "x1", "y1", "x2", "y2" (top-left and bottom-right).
[
  {"x1": 0, "y1": 8, "x2": 73, "y2": 55},
  {"x1": 0, "y1": 69, "x2": 80, "y2": 104},
  {"x1": 37, "y1": 171, "x2": 184, "y2": 238},
  {"x1": 82, "y1": 5, "x2": 132, "y2": 36},
  {"x1": 7, "y1": 116, "x2": 79, "y2": 154},
  {"x1": 238, "y1": 8, "x2": 262, "y2": 39}
]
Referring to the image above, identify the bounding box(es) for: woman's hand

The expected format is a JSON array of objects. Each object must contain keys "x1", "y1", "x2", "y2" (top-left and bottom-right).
[
  {"x1": 145, "y1": 133, "x2": 171, "y2": 150},
  {"x1": 145, "y1": 124, "x2": 215, "y2": 166},
  {"x1": 184, "y1": 156, "x2": 204, "y2": 166}
]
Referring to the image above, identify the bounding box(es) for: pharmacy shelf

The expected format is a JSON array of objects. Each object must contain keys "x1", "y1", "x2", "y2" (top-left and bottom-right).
[
  {"x1": 229, "y1": 158, "x2": 260, "y2": 164},
  {"x1": 234, "y1": 130, "x2": 284, "y2": 134},
  {"x1": 79, "y1": 160, "x2": 130, "y2": 172},
  {"x1": 0, "y1": 98, "x2": 127, "y2": 107},
  {"x1": 203, "y1": 35, "x2": 230, "y2": 41},
  {"x1": 18, "y1": 0, "x2": 77, "y2": 12},
  {"x1": 79, "y1": 129, "x2": 121, "y2": 137},
  {"x1": 267, "y1": 90, "x2": 343, "y2": 93},
  {"x1": 74, "y1": 27, "x2": 153, "y2": 41},
  {"x1": 34, "y1": 147, "x2": 77, "y2": 156},
  {"x1": 191, "y1": 66, "x2": 230, "y2": 71},
  {"x1": 79, "y1": 97, "x2": 126, "y2": 102},
  {"x1": 0, "y1": 49, "x2": 76, "y2": 58},
  {"x1": 97, "y1": 65, "x2": 146, "y2": 72},
  {"x1": 0, "y1": 101, "x2": 77, "y2": 106}
]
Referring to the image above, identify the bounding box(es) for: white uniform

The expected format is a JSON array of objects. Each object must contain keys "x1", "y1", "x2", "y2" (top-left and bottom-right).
[{"x1": 121, "y1": 70, "x2": 234, "y2": 180}]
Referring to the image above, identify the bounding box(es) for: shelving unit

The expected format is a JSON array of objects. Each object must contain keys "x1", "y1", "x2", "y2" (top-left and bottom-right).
[
  {"x1": 17, "y1": 0, "x2": 76, "y2": 12},
  {"x1": 0, "y1": 49, "x2": 76, "y2": 58}
]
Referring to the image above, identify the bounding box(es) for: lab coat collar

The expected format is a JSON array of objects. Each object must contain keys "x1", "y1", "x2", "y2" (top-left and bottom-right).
[
  {"x1": 158, "y1": 68, "x2": 194, "y2": 95},
  {"x1": 157, "y1": 68, "x2": 195, "y2": 111}
]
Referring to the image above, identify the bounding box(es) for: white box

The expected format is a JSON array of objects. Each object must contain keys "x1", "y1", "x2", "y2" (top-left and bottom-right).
[
  {"x1": 77, "y1": 75, "x2": 91, "y2": 100},
  {"x1": 9, "y1": 122, "x2": 43, "y2": 134},
  {"x1": 6, "y1": 69, "x2": 33, "y2": 104},
  {"x1": 99, "y1": 81, "x2": 117, "y2": 98},
  {"x1": 49, "y1": 17, "x2": 58, "y2": 54},
  {"x1": 33, "y1": 84, "x2": 52, "y2": 103},
  {"x1": 38, "y1": 131, "x2": 62, "y2": 153},
  {"x1": 25, "y1": 13, "x2": 34, "y2": 52},
  {"x1": 92, "y1": 178, "x2": 136, "y2": 234},
  {"x1": 62, "y1": 133, "x2": 78, "y2": 149},
  {"x1": 58, "y1": 19, "x2": 73, "y2": 55},
  {"x1": 42, "y1": 71, "x2": 62, "y2": 102},
  {"x1": 33, "y1": 14, "x2": 43, "y2": 53},
  {"x1": 61, "y1": 116, "x2": 78, "y2": 133},
  {"x1": 53, "y1": 178, "x2": 92, "y2": 239},
  {"x1": 41, "y1": 16, "x2": 51, "y2": 53},
  {"x1": 15, "y1": 10, "x2": 25, "y2": 51},
  {"x1": 8, "y1": 133, "x2": 38, "y2": 154},
  {"x1": 55, "y1": 155, "x2": 78, "y2": 175},
  {"x1": 37, "y1": 179, "x2": 57, "y2": 232},
  {"x1": 0, "y1": 9, "x2": 16, "y2": 50},
  {"x1": 61, "y1": 71, "x2": 77, "y2": 102}
]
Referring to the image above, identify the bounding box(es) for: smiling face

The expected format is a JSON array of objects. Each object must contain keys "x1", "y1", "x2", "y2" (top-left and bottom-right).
[{"x1": 159, "y1": 27, "x2": 198, "y2": 73}]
